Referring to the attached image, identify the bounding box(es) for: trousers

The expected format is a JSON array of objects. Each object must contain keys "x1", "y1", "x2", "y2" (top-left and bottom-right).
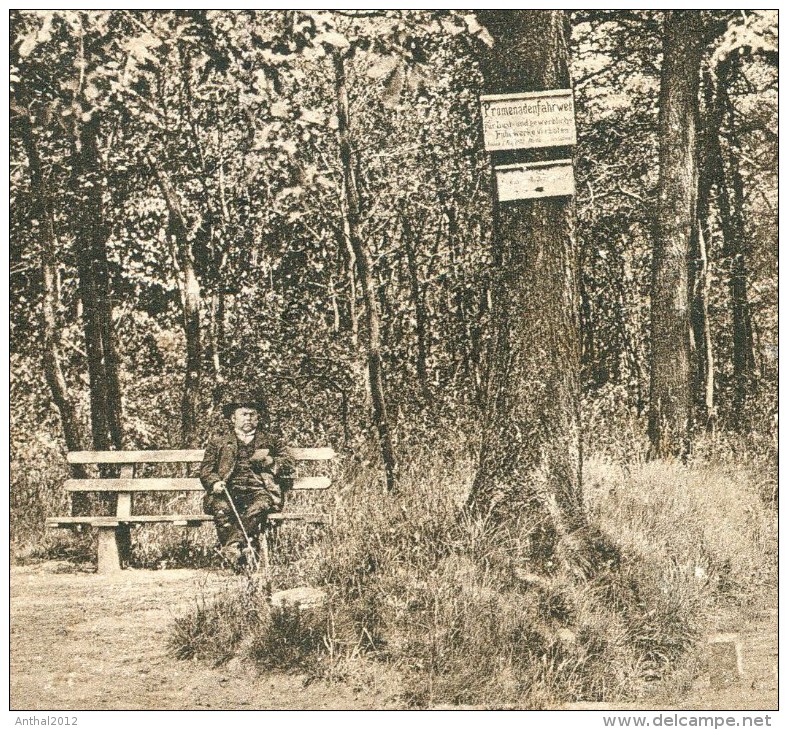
[{"x1": 203, "y1": 488, "x2": 276, "y2": 548}]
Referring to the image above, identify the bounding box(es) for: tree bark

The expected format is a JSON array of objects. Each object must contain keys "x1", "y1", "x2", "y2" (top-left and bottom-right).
[
  {"x1": 72, "y1": 114, "x2": 124, "y2": 451},
  {"x1": 648, "y1": 10, "x2": 704, "y2": 459},
  {"x1": 690, "y1": 71, "x2": 717, "y2": 432},
  {"x1": 17, "y1": 109, "x2": 84, "y2": 456},
  {"x1": 151, "y1": 161, "x2": 202, "y2": 448},
  {"x1": 401, "y1": 215, "x2": 431, "y2": 402},
  {"x1": 467, "y1": 11, "x2": 588, "y2": 573},
  {"x1": 340, "y1": 206, "x2": 360, "y2": 349},
  {"x1": 717, "y1": 60, "x2": 757, "y2": 431},
  {"x1": 333, "y1": 51, "x2": 398, "y2": 492},
  {"x1": 210, "y1": 291, "x2": 224, "y2": 381}
]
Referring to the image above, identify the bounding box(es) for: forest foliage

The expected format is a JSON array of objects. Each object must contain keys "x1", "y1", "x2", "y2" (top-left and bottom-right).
[{"x1": 9, "y1": 8, "x2": 777, "y2": 547}]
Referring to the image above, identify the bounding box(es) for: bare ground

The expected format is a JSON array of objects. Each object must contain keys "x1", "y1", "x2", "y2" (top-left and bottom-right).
[
  {"x1": 10, "y1": 562, "x2": 777, "y2": 711},
  {"x1": 10, "y1": 562, "x2": 399, "y2": 710}
]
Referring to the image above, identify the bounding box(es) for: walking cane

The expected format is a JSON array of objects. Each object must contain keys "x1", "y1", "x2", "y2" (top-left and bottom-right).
[{"x1": 222, "y1": 487, "x2": 261, "y2": 573}]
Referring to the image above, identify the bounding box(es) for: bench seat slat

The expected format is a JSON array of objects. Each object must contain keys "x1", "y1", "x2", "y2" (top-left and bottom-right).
[
  {"x1": 67, "y1": 447, "x2": 336, "y2": 464},
  {"x1": 47, "y1": 515, "x2": 213, "y2": 527},
  {"x1": 63, "y1": 476, "x2": 331, "y2": 492},
  {"x1": 46, "y1": 512, "x2": 325, "y2": 527}
]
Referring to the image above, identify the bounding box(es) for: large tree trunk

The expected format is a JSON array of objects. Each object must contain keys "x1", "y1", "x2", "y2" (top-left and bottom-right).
[
  {"x1": 333, "y1": 51, "x2": 398, "y2": 492},
  {"x1": 467, "y1": 11, "x2": 588, "y2": 574},
  {"x1": 17, "y1": 110, "x2": 84, "y2": 457},
  {"x1": 73, "y1": 115, "x2": 123, "y2": 451},
  {"x1": 151, "y1": 162, "x2": 202, "y2": 448},
  {"x1": 648, "y1": 11, "x2": 704, "y2": 459}
]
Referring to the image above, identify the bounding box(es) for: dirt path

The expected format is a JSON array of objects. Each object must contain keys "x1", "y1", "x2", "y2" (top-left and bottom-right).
[
  {"x1": 11, "y1": 562, "x2": 776, "y2": 711},
  {"x1": 10, "y1": 562, "x2": 397, "y2": 710}
]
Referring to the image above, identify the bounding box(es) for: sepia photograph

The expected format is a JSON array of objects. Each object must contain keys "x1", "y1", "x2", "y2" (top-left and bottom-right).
[{"x1": 8, "y1": 8, "x2": 778, "y2": 717}]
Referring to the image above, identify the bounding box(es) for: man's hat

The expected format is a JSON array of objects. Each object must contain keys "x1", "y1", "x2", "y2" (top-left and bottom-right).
[{"x1": 222, "y1": 390, "x2": 267, "y2": 419}]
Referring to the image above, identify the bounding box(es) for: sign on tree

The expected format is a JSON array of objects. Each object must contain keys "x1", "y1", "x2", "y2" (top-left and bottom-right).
[{"x1": 480, "y1": 89, "x2": 577, "y2": 152}]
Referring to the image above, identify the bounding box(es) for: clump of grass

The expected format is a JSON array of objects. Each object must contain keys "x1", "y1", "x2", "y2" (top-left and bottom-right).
[
  {"x1": 390, "y1": 555, "x2": 638, "y2": 707},
  {"x1": 169, "y1": 577, "x2": 326, "y2": 670},
  {"x1": 169, "y1": 578, "x2": 255, "y2": 664},
  {"x1": 13, "y1": 528, "x2": 95, "y2": 566}
]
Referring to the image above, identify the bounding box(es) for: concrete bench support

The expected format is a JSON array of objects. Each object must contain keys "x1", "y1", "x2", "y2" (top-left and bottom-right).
[{"x1": 97, "y1": 526, "x2": 127, "y2": 574}]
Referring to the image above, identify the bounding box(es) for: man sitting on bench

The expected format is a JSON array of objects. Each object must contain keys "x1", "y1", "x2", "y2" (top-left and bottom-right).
[{"x1": 200, "y1": 391, "x2": 293, "y2": 569}]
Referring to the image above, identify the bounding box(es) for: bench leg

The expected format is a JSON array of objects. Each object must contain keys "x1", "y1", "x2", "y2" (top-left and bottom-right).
[
  {"x1": 97, "y1": 527, "x2": 123, "y2": 574},
  {"x1": 116, "y1": 525, "x2": 132, "y2": 567}
]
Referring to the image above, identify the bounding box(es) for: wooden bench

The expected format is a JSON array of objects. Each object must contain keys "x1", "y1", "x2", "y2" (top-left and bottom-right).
[{"x1": 46, "y1": 447, "x2": 335, "y2": 573}]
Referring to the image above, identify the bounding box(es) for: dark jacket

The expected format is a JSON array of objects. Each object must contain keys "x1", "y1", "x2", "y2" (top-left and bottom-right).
[{"x1": 199, "y1": 428, "x2": 294, "y2": 492}]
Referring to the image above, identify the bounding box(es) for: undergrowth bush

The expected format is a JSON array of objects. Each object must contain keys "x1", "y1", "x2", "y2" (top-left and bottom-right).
[{"x1": 10, "y1": 426, "x2": 73, "y2": 561}]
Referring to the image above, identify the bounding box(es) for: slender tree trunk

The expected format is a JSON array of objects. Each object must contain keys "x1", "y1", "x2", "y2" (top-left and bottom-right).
[
  {"x1": 213, "y1": 157, "x2": 230, "y2": 384},
  {"x1": 579, "y1": 243, "x2": 597, "y2": 386},
  {"x1": 610, "y1": 266, "x2": 646, "y2": 415},
  {"x1": 689, "y1": 216, "x2": 715, "y2": 431},
  {"x1": 377, "y1": 252, "x2": 391, "y2": 352},
  {"x1": 73, "y1": 114, "x2": 123, "y2": 451},
  {"x1": 718, "y1": 61, "x2": 757, "y2": 430},
  {"x1": 333, "y1": 51, "x2": 398, "y2": 492},
  {"x1": 690, "y1": 72, "x2": 717, "y2": 432},
  {"x1": 648, "y1": 10, "x2": 704, "y2": 459},
  {"x1": 467, "y1": 11, "x2": 589, "y2": 574},
  {"x1": 181, "y1": 265, "x2": 202, "y2": 447},
  {"x1": 209, "y1": 288, "x2": 225, "y2": 410},
  {"x1": 401, "y1": 216, "x2": 431, "y2": 401},
  {"x1": 17, "y1": 111, "x2": 84, "y2": 456},
  {"x1": 328, "y1": 274, "x2": 341, "y2": 335},
  {"x1": 151, "y1": 162, "x2": 202, "y2": 448},
  {"x1": 341, "y1": 215, "x2": 360, "y2": 349},
  {"x1": 210, "y1": 291, "x2": 224, "y2": 380},
  {"x1": 704, "y1": 60, "x2": 757, "y2": 431}
]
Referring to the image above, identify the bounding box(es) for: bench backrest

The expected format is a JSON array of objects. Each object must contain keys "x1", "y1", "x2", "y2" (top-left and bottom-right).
[
  {"x1": 65, "y1": 448, "x2": 335, "y2": 492},
  {"x1": 67, "y1": 447, "x2": 335, "y2": 463}
]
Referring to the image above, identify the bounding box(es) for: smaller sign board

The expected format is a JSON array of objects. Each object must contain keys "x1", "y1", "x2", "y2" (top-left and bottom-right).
[
  {"x1": 481, "y1": 89, "x2": 576, "y2": 152},
  {"x1": 495, "y1": 160, "x2": 575, "y2": 202}
]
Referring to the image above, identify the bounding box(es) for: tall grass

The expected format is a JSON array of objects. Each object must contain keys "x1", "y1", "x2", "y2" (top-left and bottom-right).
[
  {"x1": 9, "y1": 431, "x2": 89, "y2": 563},
  {"x1": 168, "y1": 427, "x2": 775, "y2": 707}
]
